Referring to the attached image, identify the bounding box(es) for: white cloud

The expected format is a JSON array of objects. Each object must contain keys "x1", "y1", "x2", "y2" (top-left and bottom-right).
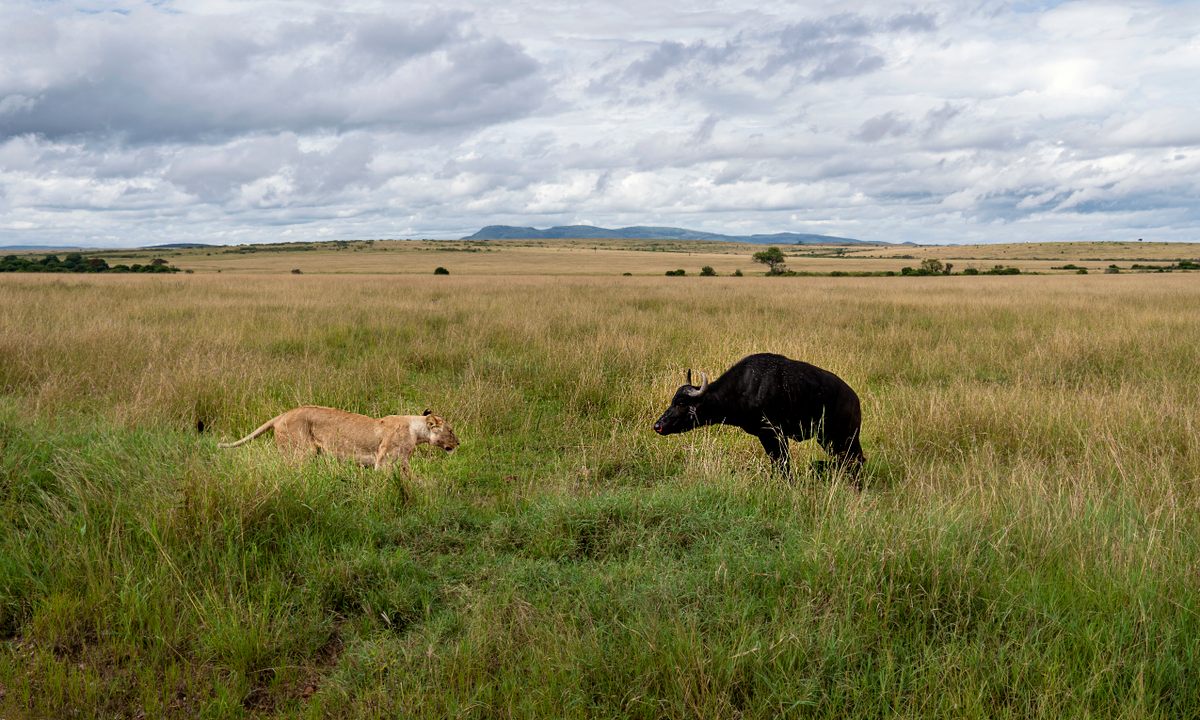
[{"x1": 0, "y1": 0, "x2": 1197, "y2": 247}]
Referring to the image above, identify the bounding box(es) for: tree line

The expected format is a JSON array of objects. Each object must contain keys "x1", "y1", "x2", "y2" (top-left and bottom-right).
[{"x1": 0, "y1": 254, "x2": 181, "y2": 273}]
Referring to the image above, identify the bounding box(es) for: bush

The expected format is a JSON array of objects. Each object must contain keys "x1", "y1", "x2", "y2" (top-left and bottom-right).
[
  {"x1": 985, "y1": 265, "x2": 1021, "y2": 275},
  {"x1": 291, "y1": 268, "x2": 303, "y2": 274},
  {"x1": 919, "y1": 258, "x2": 946, "y2": 275},
  {"x1": 899, "y1": 258, "x2": 955, "y2": 276},
  {"x1": 434, "y1": 267, "x2": 450, "y2": 275},
  {"x1": 0, "y1": 254, "x2": 179, "y2": 274},
  {"x1": 733, "y1": 269, "x2": 743, "y2": 277},
  {"x1": 665, "y1": 269, "x2": 686, "y2": 277},
  {"x1": 962, "y1": 267, "x2": 979, "y2": 275},
  {"x1": 700, "y1": 266, "x2": 716, "y2": 276}
]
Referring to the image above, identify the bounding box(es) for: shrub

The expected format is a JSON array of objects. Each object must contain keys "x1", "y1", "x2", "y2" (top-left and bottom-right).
[
  {"x1": 733, "y1": 269, "x2": 743, "y2": 277},
  {"x1": 700, "y1": 266, "x2": 716, "y2": 276},
  {"x1": 2, "y1": 256, "x2": 180, "y2": 274},
  {"x1": 434, "y1": 267, "x2": 450, "y2": 275},
  {"x1": 291, "y1": 268, "x2": 303, "y2": 274},
  {"x1": 985, "y1": 265, "x2": 1021, "y2": 275},
  {"x1": 962, "y1": 267, "x2": 979, "y2": 276},
  {"x1": 665, "y1": 269, "x2": 686, "y2": 276},
  {"x1": 919, "y1": 258, "x2": 946, "y2": 275}
]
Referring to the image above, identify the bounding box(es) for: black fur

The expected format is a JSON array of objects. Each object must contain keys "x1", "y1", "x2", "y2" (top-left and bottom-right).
[{"x1": 653, "y1": 353, "x2": 864, "y2": 480}]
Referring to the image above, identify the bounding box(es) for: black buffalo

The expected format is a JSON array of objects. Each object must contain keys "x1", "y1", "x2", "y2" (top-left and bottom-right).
[{"x1": 653, "y1": 353, "x2": 865, "y2": 479}]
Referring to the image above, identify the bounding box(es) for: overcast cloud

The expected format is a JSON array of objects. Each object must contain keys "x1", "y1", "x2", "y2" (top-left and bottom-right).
[{"x1": 1, "y1": 0, "x2": 1197, "y2": 246}]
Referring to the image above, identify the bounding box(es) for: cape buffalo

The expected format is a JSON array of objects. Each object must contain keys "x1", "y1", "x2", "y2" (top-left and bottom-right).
[{"x1": 653, "y1": 353, "x2": 865, "y2": 480}]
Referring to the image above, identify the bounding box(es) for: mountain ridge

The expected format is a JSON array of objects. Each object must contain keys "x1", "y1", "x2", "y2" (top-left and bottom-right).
[{"x1": 463, "y1": 225, "x2": 884, "y2": 245}]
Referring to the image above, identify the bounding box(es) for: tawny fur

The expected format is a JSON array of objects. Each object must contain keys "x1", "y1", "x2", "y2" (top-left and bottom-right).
[{"x1": 219, "y1": 405, "x2": 459, "y2": 475}]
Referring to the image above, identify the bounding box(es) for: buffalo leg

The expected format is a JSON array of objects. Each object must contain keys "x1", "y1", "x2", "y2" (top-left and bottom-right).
[{"x1": 757, "y1": 433, "x2": 791, "y2": 478}]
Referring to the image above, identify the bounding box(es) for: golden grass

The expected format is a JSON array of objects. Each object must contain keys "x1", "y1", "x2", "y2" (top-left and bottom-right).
[
  {"x1": 3, "y1": 249, "x2": 1200, "y2": 717},
  {"x1": 41, "y1": 238, "x2": 1199, "y2": 276}
]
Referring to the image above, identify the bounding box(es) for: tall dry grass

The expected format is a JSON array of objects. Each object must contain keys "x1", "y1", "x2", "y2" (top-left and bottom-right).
[{"x1": 2, "y1": 269, "x2": 1199, "y2": 718}]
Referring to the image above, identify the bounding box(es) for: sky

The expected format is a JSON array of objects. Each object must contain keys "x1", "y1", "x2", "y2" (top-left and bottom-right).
[{"x1": 1, "y1": 1, "x2": 1198, "y2": 247}]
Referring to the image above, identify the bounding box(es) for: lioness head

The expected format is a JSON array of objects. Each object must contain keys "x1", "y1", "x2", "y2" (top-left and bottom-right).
[{"x1": 424, "y1": 411, "x2": 459, "y2": 453}]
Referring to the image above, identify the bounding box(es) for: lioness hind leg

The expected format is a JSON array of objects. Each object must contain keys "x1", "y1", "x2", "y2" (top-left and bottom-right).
[{"x1": 274, "y1": 418, "x2": 318, "y2": 464}]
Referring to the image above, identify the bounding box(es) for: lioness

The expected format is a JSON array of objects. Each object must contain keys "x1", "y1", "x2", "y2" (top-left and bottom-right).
[{"x1": 219, "y1": 406, "x2": 459, "y2": 475}]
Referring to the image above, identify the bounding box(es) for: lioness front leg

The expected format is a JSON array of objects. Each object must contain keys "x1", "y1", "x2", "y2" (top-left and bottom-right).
[{"x1": 374, "y1": 437, "x2": 414, "y2": 478}]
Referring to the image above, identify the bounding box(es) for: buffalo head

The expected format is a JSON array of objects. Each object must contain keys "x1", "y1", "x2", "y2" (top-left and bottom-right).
[{"x1": 653, "y1": 369, "x2": 709, "y2": 435}]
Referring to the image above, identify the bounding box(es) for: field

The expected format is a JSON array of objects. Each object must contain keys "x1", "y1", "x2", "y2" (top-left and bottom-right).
[
  {"x1": 70, "y1": 237, "x2": 1200, "y2": 277},
  {"x1": 2, "y1": 241, "x2": 1200, "y2": 718}
]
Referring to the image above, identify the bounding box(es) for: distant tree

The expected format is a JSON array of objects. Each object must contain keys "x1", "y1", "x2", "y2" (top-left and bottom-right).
[
  {"x1": 665, "y1": 269, "x2": 687, "y2": 276},
  {"x1": 700, "y1": 265, "x2": 717, "y2": 276},
  {"x1": 434, "y1": 266, "x2": 450, "y2": 275},
  {"x1": 919, "y1": 258, "x2": 945, "y2": 275},
  {"x1": 753, "y1": 247, "x2": 788, "y2": 275}
]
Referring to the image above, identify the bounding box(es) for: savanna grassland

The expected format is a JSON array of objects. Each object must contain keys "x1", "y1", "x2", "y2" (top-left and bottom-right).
[
  {"x1": 80, "y1": 237, "x2": 1200, "y2": 276},
  {"x1": 2, "y1": 242, "x2": 1200, "y2": 718}
]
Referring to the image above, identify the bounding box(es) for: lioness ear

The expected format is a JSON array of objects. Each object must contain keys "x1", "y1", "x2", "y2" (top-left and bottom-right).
[
  {"x1": 425, "y1": 414, "x2": 437, "y2": 428},
  {"x1": 422, "y1": 409, "x2": 432, "y2": 416}
]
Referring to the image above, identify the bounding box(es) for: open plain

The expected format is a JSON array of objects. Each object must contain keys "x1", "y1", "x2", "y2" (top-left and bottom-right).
[{"x1": 2, "y1": 240, "x2": 1200, "y2": 718}]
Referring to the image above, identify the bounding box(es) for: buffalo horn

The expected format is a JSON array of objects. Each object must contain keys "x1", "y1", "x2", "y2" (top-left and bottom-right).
[{"x1": 684, "y1": 370, "x2": 709, "y2": 396}]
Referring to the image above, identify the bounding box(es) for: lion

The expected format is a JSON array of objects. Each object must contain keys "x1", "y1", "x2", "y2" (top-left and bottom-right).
[{"x1": 219, "y1": 405, "x2": 459, "y2": 475}]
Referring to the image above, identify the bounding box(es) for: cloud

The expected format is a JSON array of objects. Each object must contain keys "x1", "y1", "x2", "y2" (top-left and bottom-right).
[
  {"x1": 856, "y1": 112, "x2": 912, "y2": 142},
  {"x1": 754, "y1": 12, "x2": 934, "y2": 82},
  {"x1": 622, "y1": 40, "x2": 737, "y2": 85},
  {"x1": 0, "y1": 6, "x2": 545, "y2": 142},
  {"x1": 0, "y1": 1, "x2": 1197, "y2": 247}
]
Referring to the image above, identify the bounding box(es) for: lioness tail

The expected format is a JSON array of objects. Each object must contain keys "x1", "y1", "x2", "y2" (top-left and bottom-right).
[{"x1": 218, "y1": 413, "x2": 284, "y2": 448}]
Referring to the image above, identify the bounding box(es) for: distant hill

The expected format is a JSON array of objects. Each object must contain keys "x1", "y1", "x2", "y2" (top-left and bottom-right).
[
  {"x1": 463, "y1": 225, "x2": 883, "y2": 245},
  {"x1": 142, "y1": 243, "x2": 212, "y2": 249}
]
